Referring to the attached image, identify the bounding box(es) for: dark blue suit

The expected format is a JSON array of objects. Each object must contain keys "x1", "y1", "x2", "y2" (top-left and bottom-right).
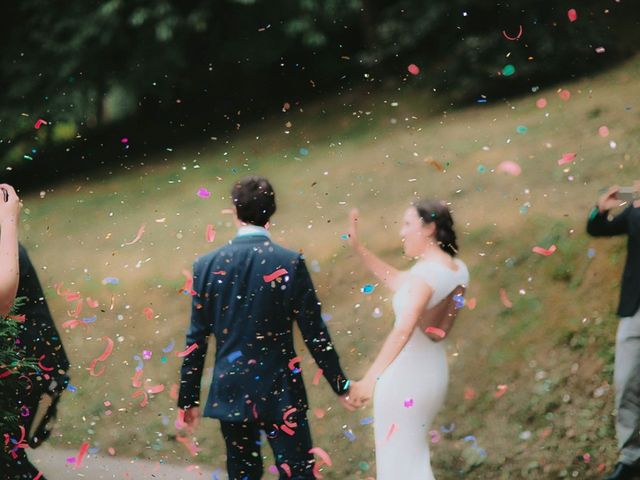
[{"x1": 178, "y1": 232, "x2": 348, "y2": 479}]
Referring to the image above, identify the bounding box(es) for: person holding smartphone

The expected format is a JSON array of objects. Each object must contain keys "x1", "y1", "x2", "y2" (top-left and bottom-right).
[{"x1": 587, "y1": 184, "x2": 640, "y2": 480}]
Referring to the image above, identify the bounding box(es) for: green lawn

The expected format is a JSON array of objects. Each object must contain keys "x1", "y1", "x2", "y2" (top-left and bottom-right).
[{"x1": 18, "y1": 53, "x2": 640, "y2": 478}]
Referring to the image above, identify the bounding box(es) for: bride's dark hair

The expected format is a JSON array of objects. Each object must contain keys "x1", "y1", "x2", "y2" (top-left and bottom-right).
[{"x1": 414, "y1": 199, "x2": 459, "y2": 257}]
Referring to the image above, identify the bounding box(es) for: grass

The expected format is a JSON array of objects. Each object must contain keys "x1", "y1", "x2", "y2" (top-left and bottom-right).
[{"x1": 16, "y1": 53, "x2": 640, "y2": 478}]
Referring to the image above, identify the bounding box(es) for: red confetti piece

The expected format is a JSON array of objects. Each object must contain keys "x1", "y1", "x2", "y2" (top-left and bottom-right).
[
  {"x1": 467, "y1": 298, "x2": 477, "y2": 310},
  {"x1": 567, "y1": 8, "x2": 577, "y2": 22},
  {"x1": 502, "y1": 25, "x2": 523, "y2": 41},
  {"x1": 598, "y1": 126, "x2": 609, "y2": 137},
  {"x1": 62, "y1": 319, "x2": 88, "y2": 330},
  {"x1": 206, "y1": 224, "x2": 216, "y2": 243},
  {"x1": 312, "y1": 368, "x2": 323, "y2": 385},
  {"x1": 532, "y1": 244, "x2": 557, "y2": 256},
  {"x1": 213, "y1": 270, "x2": 226, "y2": 275},
  {"x1": 34, "y1": 119, "x2": 48, "y2": 129},
  {"x1": 252, "y1": 403, "x2": 258, "y2": 420},
  {"x1": 313, "y1": 408, "x2": 325, "y2": 419},
  {"x1": 425, "y1": 326, "x2": 446, "y2": 338},
  {"x1": 146, "y1": 384, "x2": 165, "y2": 394},
  {"x1": 132, "y1": 369, "x2": 143, "y2": 388},
  {"x1": 123, "y1": 224, "x2": 145, "y2": 246},
  {"x1": 74, "y1": 442, "x2": 89, "y2": 469},
  {"x1": 499, "y1": 288, "x2": 513, "y2": 308},
  {"x1": 559, "y1": 89, "x2": 571, "y2": 101},
  {"x1": 464, "y1": 387, "x2": 476, "y2": 400},
  {"x1": 283, "y1": 408, "x2": 298, "y2": 428},
  {"x1": 131, "y1": 389, "x2": 149, "y2": 407},
  {"x1": 88, "y1": 336, "x2": 114, "y2": 377},
  {"x1": 281, "y1": 463, "x2": 292, "y2": 478},
  {"x1": 7, "y1": 314, "x2": 25, "y2": 322},
  {"x1": 495, "y1": 384, "x2": 508, "y2": 398},
  {"x1": 288, "y1": 356, "x2": 302, "y2": 373},
  {"x1": 309, "y1": 447, "x2": 333, "y2": 479},
  {"x1": 34, "y1": 472, "x2": 43, "y2": 480},
  {"x1": 176, "y1": 343, "x2": 198, "y2": 358},
  {"x1": 38, "y1": 354, "x2": 55, "y2": 372},
  {"x1": 407, "y1": 64, "x2": 420, "y2": 75},
  {"x1": 558, "y1": 152, "x2": 576, "y2": 166},
  {"x1": 86, "y1": 297, "x2": 99, "y2": 308},
  {"x1": 180, "y1": 269, "x2": 197, "y2": 296},
  {"x1": 143, "y1": 307, "x2": 154, "y2": 320},
  {"x1": 280, "y1": 425, "x2": 296, "y2": 436},
  {"x1": 263, "y1": 268, "x2": 288, "y2": 283},
  {"x1": 0, "y1": 369, "x2": 12, "y2": 379}
]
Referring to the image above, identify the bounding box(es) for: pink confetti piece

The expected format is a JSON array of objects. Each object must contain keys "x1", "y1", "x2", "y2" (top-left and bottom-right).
[
  {"x1": 532, "y1": 244, "x2": 557, "y2": 256},
  {"x1": 146, "y1": 384, "x2": 165, "y2": 395},
  {"x1": 309, "y1": 447, "x2": 333, "y2": 479},
  {"x1": 429, "y1": 430, "x2": 441, "y2": 443},
  {"x1": 176, "y1": 343, "x2": 198, "y2": 358},
  {"x1": 123, "y1": 224, "x2": 145, "y2": 246},
  {"x1": 38, "y1": 354, "x2": 54, "y2": 372},
  {"x1": 312, "y1": 368, "x2": 323, "y2": 385},
  {"x1": 143, "y1": 307, "x2": 154, "y2": 320},
  {"x1": 467, "y1": 298, "x2": 477, "y2": 310},
  {"x1": 197, "y1": 188, "x2": 211, "y2": 199},
  {"x1": 499, "y1": 288, "x2": 513, "y2": 308},
  {"x1": 131, "y1": 389, "x2": 149, "y2": 407},
  {"x1": 496, "y1": 160, "x2": 522, "y2": 176},
  {"x1": 120, "y1": 137, "x2": 128, "y2": 144},
  {"x1": 280, "y1": 463, "x2": 292, "y2": 478},
  {"x1": 535, "y1": 98, "x2": 547, "y2": 109},
  {"x1": 142, "y1": 350, "x2": 152, "y2": 360},
  {"x1": 495, "y1": 384, "x2": 509, "y2": 398},
  {"x1": 595, "y1": 46, "x2": 606, "y2": 54},
  {"x1": 283, "y1": 408, "x2": 298, "y2": 428},
  {"x1": 407, "y1": 64, "x2": 420, "y2": 75},
  {"x1": 464, "y1": 387, "x2": 476, "y2": 400},
  {"x1": 34, "y1": 472, "x2": 43, "y2": 480},
  {"x1": 385, "y1": 423, "x2": 398, "y2": 441},
  {"x1": 502, "y1": 25, "x2": 523, "y2": 41},
  {"x1": 559, "y1": 89, "x2": 571, "y2": 101},
  {"x1": 567, "y1": 8, "x2": 577, "y2": 22},
  {"x1": 557, "y1": 152, "x2": 576, "y2": 165},
  {"x1": 263, "y1": 268, "x2": 288, "y2": 283},
  {"x1": 86, "y1": 297, "x2": 99, "y2": 308},
  {"x1": 206, "y1": 224, "x2": 216, "y2": 243},
  {"x1": 598, "y1": 126, "x2": 609, "y2": 137},
  {"x1": 34, "y1": 119, "x2": 48, "y2": 129},
  {"x1": 403, "y1": 398, "x2": 414, "y2": 408},
  {"x1": 288, "y1": 356, "x2": 302, "y2": 373}
]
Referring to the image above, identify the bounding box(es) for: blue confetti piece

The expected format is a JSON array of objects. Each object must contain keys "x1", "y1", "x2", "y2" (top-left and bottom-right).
[
  {"x1": 227, "y1": 350, "x2": 243, "y2": 363},
  {"x1": 82, "y1": 316, "x2": 97, "y2": 323},
  {"x1": 453, "y1": 294, "x2": 465, "y2": 309},
  {"x1": 440, "y1": 422, "x2": 456, "y2": 433},
  {"x1": 321, "y1": 313, "x2": 332, "y2": 322},
  {"x1": 212, "y1": 468, "x2": 222, "y2": 480},
  {"x1": 587, "y1": 248, "x2": 595, "y2": 258},
  {"x1": 299, "y1": 148, "x2": 309, "y2": 156},
  {"x1": 361, "y1": 284, "x2": 375, "y2": 294},
  {"x1": 343, "y1": 429, "x2": 356, "y2": 442},
  {"x1": 340, "y1": 234, "x2": 349, "y2": 240},
  {"x1": 360, "y1": 416, "x2": 374, "y2": 425},
  {"x1": 162, "y1": 340, "x2": 176, "y2": 353},
  {"x1": 133, "y1": 355, "x2": 144, "y2": 371},
  {"x1": 67, "y1": 384, "x2": 77, "y2": 392},
  {"x1": 102, "y1": 277, "x2": 119, "y2": 285},
  {"x1": 476, "y1": 98, "x2": 487, "y2": 103}
]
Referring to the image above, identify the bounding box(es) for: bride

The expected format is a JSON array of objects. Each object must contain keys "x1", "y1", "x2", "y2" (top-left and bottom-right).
[{"x1": 347, "y1": 199, "x2": 469, "y2": 480}]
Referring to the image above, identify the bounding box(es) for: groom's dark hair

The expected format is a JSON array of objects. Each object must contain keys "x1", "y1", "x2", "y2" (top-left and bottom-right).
[{"x1": 231, "y1": 176, "x2": 276, "y2": 226}]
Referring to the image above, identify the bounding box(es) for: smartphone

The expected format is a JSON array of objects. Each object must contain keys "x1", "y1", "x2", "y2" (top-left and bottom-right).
[{"x1": 617, "y1": 186, "x2": 637, "y2": 202}]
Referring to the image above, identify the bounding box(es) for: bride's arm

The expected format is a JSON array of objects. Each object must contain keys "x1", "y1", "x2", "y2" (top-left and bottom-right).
[
  {"x1": 348, "y1": 209, "x2": 405, "y2": 292},
  {"x1": 348, "y1": 277, "x2": 432, "y2": 404}
]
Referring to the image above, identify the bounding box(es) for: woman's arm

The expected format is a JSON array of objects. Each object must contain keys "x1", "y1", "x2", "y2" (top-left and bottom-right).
[
  {"x1": 348, "y1": 209, "x2": 405, "y2": 292},
  {"x1": 348, "y1": 276, "x2": 432, "y2": 405},
  {"x1": 0, "y1": 185, "x2": 21, "y2": 317}
]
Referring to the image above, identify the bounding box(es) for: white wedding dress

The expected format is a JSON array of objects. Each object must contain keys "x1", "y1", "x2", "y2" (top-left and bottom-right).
[{"x1": 374, "y1": 259, "x2": 469, "y2": 480}]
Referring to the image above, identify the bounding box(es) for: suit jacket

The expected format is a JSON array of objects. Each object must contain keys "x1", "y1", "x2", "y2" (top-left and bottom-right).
[
  {"x1": 178, "y1": 234, "x2": 349, "y2": 422},
  {"x1": 587, "y1": 205, "x2": 640, "y2": 317}
]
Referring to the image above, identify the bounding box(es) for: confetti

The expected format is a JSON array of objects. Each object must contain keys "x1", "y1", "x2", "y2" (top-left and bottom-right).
[
  {"x1": 38, "y1": 354, "x2": 54, "y2": 372},
  {"x1": 598, "y1": 126, "x2": 609, "y2": 137},
  {"x1": 343, "y1": 429, "x2": 356, "y2": 442},
  {"x1": 197, "y1": 187, "x2": 211, "y2": 199},
  {"x1": 263, "y1": 268, "x2": 288, "y2": 283},
  {"x1": 34, "y1": 119, "x2": 48, "y2": 129},
  {"x1": 102, "y1": 277, "x2": 119, "y2": 285},
  {"x1": 162, "y1": 340, "x2": 175, "y2": 353},
  {"x1": 86, "y1": 297, "x2": 99, "y2": 308},
  {"x1": 122, "y1": 224, "x2": 145, "y2": 246},
  {"x1": 536, "y1": 98, "x2": 547, "y2": 109},
  {"x1": 495, "y1": 384, "x2": 509, "y2": 398},
  {"x1": 429, "y1": 430, "x2": 441, "y2": 443},
  {"x1": 299, "y1": 147, "x2": 309, "y2": 156},
  {"x1": 403, "y1": 398, "x2": 414, "y2": 408},
  {"x1": 516, "y1": 125, "x2": 528, "y2": 134},
  {"x1": 74, "y1": 442, "x2": 89, "y2": 469},
  {"x1": 385, "y1": 423, "x2": 398, "y2": 441},
  {"x1": 496, "y1": 160, "x2": 522, "y2": 176},
  {"x1": 532, "y1": 244, "x2": 557, "y2": 256},
  {"x1": 559, "y1": 89, "x2": 571, "y2": 101},
  {"x1": 502, "y1": 64, "x2": 515, "y2": 76},
  {"x1": 425, "y1": 326, "x2": 446, "y2": 338},
  {"x1": 175, "y1": 343, "x2": 198, "y2": 358},
  {"x1": 595, "y1": 46, "x2": 606, "y2": 54},
  {"x1": 88, "y1": 336, "x2": 114, "y2": 376},
  {"x1": 360, "y1": 417, "x2": 374, "y2": 425},
  {"x1": 567, "y1": 8, "x2": 577, "y2": 22},
  {"x1": 309, "y1": 447, "x2": 333, "y2": 479},
  {"x1": 464, "y1": 387, "x2": 476, "y2": 400},
  {"x1": 502, "y1": 25, "x2": 523, "y2": 41},
  {"x1": 312, "y1": 368, "x2": 323, "y2": 385},
  {"x1": 206, "y1": 224, "x2": 216, "y2": 243},
  {"x1": 288, "y1": 356, "x2": 302, "y2": 374},
  {"x1": 227, "y1": 350, "x2": 243, "y2": 363},
  {"x1": 453, "y1": 293, "x2": 465, "y2": 309},
  {"x1": 360, "y1": 284, "x2": 375, "y2": 294},
  {"x1": 407, "y1": 64, "x2": 420, "y2": 75},
  {"x1": 425, "y1": 157, "x2": 445, "y2": 172},
  {"x1": 142, "y1": 350, "x2": 152, "y2": 360},
  {"x1": 280, "y1": 463, "x2": 292, "y2": 478},
  {"x1": 499, "y1": 288, "x2": 513, "y2": 308},
  {"x1": 557, "y1": 152, "x2": 576, "y2": 166},
  {"x1": 440, "y1": 422, "x2": 456, "y2": 433},
  {"x1": 143, "y1": 307, "x2": 154, "y2": 320}
]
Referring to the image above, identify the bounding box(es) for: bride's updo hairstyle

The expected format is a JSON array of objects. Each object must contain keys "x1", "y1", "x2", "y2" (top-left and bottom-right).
[{"x1": 414, "y1": 199, "x2": 459, "y2": 257}]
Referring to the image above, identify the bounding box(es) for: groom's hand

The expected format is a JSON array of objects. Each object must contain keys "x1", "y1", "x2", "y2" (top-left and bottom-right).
[{"x1": 338, "y1": 394, "x2": 357, "y2": 412}]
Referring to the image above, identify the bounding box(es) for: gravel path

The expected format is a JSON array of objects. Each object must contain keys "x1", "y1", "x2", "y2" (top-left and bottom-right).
[{"x1": 28, "y1": 446, "x2": 226, "y2": 479}]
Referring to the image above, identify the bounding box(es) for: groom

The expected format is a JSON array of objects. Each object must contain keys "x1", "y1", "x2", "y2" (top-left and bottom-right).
[{"x1": 178, "y1": 176, "x2": 354, "y2": 479}]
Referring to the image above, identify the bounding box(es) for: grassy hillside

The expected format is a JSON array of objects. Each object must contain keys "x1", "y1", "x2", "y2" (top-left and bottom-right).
[{"x1": 18, "y1": 53, "x2": 640, "y2": 478}]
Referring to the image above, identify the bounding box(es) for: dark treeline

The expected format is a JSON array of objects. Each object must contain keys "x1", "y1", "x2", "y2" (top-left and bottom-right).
[{"x1": 0, "y1": 0, "x2": 637, "y2": 189}]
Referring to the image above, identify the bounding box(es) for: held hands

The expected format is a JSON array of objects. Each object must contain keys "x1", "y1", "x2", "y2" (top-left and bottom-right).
[
  {"x1": 343, "y1": 378, "x2": 374, "y2": 409},
  {"x1": 0, "y1": 184, "x2": 21, "y2": 226}
]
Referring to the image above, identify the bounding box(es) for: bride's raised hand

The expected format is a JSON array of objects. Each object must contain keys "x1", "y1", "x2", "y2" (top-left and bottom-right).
[{"x1": 347, "y1": 208, "x2": 360, "y2": 249}]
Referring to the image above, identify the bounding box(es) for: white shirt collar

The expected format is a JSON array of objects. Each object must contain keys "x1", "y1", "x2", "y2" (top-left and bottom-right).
[{"x1": 236, "y1": 225, "x2": 271, "y2": 239}]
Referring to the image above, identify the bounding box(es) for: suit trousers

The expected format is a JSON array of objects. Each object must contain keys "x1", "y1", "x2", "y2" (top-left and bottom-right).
[
  {"x1": 220, "y1": 413, "x2": 314, "y2": 480},
  {"x1": 615, "y1": 309, "x2": 640, "y2": 465}
]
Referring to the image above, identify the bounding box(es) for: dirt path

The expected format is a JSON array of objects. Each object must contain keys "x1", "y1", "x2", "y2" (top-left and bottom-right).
[{"x1": 28, "y1": 445, "x2": 226, "y2": 479}]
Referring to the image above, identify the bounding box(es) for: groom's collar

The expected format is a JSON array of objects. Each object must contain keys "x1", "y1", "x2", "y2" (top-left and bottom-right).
[{"x1": 235, "y1": 225, "x2": 271, "y2": 239}]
